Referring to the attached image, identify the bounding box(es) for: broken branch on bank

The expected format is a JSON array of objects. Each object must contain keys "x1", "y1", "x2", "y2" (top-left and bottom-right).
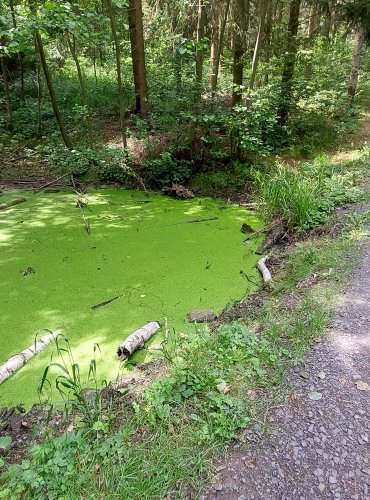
[
  {"x1": 0, "y1": 329, "x2": 63, "y2": 385},
  {"x1": 117, "y1": 321, "x2": 161, "y2": 361}
]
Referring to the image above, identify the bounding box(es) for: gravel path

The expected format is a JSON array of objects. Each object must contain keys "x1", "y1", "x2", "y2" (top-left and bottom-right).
[{"x1": 206, "y1": 243, "x2": 370, "y2": 500}]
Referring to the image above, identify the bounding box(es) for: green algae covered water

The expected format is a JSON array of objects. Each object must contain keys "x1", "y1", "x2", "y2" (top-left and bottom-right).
[{"x1": 0, "y1": 189, "x2": 263, "y2": 407}]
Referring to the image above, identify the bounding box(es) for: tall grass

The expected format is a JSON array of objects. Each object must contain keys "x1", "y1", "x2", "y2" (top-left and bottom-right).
[{"x1": 256, "y1": 163, "x2": 325, "y2": 229}]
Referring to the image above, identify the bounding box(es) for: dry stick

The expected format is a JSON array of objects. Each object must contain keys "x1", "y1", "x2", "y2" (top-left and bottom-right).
[
  {"x1": 71, "y1": 175, "x2": 90, "y2": 235},
  {"x1": 35, "y1": 171, "x2": 73, "y2": 192},
  {"x1": 117, "y1": 321, "x2": 161, "y2": 361},
  {"x1": 0, "y1": 329, "x2": 63, "y2": 385},
  {"x1": 184, "y1": 217, "x2": 218, "y2": 224},
  {"x1": 257, "y1": 254, "x2": 272, "y2": 285},
  {"x1": 0, "y1": 197, "x2": 26, "y2": 211},
  {"x1": 92, "y1": 295, "x2": 123, "y2": 311}
]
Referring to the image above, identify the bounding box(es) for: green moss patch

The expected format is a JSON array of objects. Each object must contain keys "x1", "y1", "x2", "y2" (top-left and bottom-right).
[{"x1": 0, "y1": 190, "x2": 263, "y2": 407}]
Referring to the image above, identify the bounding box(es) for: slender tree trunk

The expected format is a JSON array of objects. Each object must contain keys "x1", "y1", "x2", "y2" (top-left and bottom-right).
[
  {"x1": 0, "y1": 55, "x2": 13, "y2": 129},
  {"x1": 277, "y1": 0, "x2": 301, "y2": 127},
  {"x1": 348, "y1": 27, "x2": 365, "y2": 99},
  {"x1": 93, "y1": 47, "x2": 98, "y2": 84},
  {"x1": 28, "y1": 0, "x2": 72, "y2": 148},
  {"x1": 195, "y1": 0, "x2": 206, "y2": 91},
  {"x1": 209, "y1": 3, "x2": 220, "y2": 89},
  {"x1": 106, "y1": 0, "x2": 127, "y2": 147},
  {"x1": 9, "y1": 0, "x2": 25, "y2": 101},
  {"x1": 66, "y1": 33, "x2": 93, "y2": 144},
  {"x1": 261, "y1": 0, "x2": 273, "y2": 85},
  {"x1": 128, "y1": 0, "x2": 148, "y2": 118},
  {"x1": 210, "y1": 0, "x2": 230, "y2": 92},
  {"x1": 249, "y1": 0, "x2": 268, "y2": 91},
  {"x1": 232, "y1": 0, "x2": 248, "y2": 106},
  {"x1": 304, "y1": 4, "x2": 318, "y2": 79},
  {"x1": 192, "y1": 0, "x2": 206, "y2": 157}
]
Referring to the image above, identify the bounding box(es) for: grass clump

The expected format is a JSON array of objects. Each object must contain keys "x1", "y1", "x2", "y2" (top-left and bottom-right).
[{"x1": 256, "y1": 154, "x2": 365, "y2": 231}]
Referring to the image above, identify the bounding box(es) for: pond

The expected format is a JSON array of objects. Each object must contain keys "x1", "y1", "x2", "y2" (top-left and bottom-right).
[{"x1": 0, "y1": 189, "x2": 263, "y2": 407}]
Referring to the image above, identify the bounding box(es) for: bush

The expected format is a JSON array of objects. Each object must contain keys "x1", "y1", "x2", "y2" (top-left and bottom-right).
[
  {"x1": 42, "y1": 145, "x2": 135, "y2": 183},
  {"x1": 142, "y1": 152, "x2": 193, "y2": 187}
]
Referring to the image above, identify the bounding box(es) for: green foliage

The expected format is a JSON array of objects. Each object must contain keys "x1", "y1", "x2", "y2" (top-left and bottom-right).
[
  {"x1": 38, "y1": 334, "x2": 112, "y2": 431},
  {"x1": 142, "y1": 152, "x2": 194, "y2": 187},
  {"x1": 255, "y1": 156, "x2": 363, "y2": 231},
  {"x1": 42, "y1": 145, "x2": 135, "y2": 183}
]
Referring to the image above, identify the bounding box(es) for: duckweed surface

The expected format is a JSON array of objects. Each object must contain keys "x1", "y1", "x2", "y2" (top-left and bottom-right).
[{"x1": 0, "y1": 190, "x2": 263, "y2": 407}]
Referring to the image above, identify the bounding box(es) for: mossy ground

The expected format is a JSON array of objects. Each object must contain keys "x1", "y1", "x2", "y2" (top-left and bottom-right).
[{"x1": 0, "y1": 189, "x2": 263, "y2": 407}]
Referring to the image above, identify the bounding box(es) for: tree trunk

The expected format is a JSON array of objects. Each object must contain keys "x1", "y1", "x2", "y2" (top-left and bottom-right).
[
  {"x1": 231, "y1": 0, "x2": 248, "y2": 106},
  {"x1": 209, "y1": 3, "x2": 220, "y2": 89},
  {"x1": 304, "y1": 4, "x2": 319, "y2": 79},
  {"x1": 117, "y1": 321, "x2": 161, "y2": 360},
  {"x1": 249, "y1": 0, "x2": 268, "y2": 91},
  {"x1": 128, "y1": 0, "x2": 149, "y2": 118},
  {"x1": 210, "y1": 0, "x2": 230, "y2": 92},
  {"x1": 348, "y1": 27, "x2": 365, "y2": 99},
  {"x1": 0, "y1": 55, "x2": 13, "y2": 130},
  {"x1": 195, "y1": 0, "x2": 206, "y2": 90},
  {"x1": 66, "y1": 33, "x2": 93, "y2": 144},
  {"x1": 261, "y1": 0, "x2": 273, "y2": 85},
  {"x1": 28, "y1": 0, "x2": 73, "y2": 149},
  {"x1": 277, "y1": 0, "x2": 301, "y2": 127},
  {"x1": 106, "y1": 0, "x2": 127, "y2": 147}
]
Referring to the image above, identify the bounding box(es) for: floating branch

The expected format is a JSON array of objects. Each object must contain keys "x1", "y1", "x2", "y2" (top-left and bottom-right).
[
  {"x1": 117, "y1": 321, "x2": 161, "y2": 361},
  {"x1": 0, "y1": 329, "x2": 63, "y2": 385},
  {"x1": 92, "y1": 295, "x2": 123, "y2": 311},
  {"x1": 0, "y1": 197, "x2": 27, "y2": 211},
  {"x1": 257, "y1": 254, "x2": 272, "y2": 285},
  {"x1": 184, "y1": 217, "x2": 218, "y2": 224}
]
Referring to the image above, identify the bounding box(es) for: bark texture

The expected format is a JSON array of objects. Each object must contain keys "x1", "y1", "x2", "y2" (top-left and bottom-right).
[
  {"x1": 117, "y1": 321, "x2": 161, "y2": 360},
  {"x1": 0, "y1": 330, "x2": 62, "y2": 385}
]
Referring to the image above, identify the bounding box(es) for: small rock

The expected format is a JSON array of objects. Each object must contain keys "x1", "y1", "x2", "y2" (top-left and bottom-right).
[
  {"x1": 318, "y1": 483, "x2": 326, "y2": 492},
  {"x1": 188, "y1": 310, "x2": 217, "y2": 323}
]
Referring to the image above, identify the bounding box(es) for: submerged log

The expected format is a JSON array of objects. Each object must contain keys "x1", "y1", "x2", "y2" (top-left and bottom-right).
[
  {"x1": 0, "y1": 197, "x2": 27, "y2": 211},
  {"x1": 0, "y1": 329, "x2": 63, "y2": 385},
  {"x1": 255, "y1": 224, "x2": 285, "y2": 255},
  {"x1": 257, "y1": 254, "x2": 272, "y2": 285},
  {"x1": 117, "y1": 321, "x2": 161, "y2": 361}
]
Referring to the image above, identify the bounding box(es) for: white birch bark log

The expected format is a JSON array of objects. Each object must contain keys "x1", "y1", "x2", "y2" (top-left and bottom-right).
[
  {"x1": 257, "y1": 254, "x2": 272, "y2": 284},
  {"x1": 117, "y1": 321, "x2": 161, "y2": 360},
  {"x1": 0, "y1": 329, "x2": 63, "y2": 384}
]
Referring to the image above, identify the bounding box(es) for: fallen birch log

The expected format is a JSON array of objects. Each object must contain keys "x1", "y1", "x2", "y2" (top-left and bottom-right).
[
  {"x1": 0, "y1": 329, "x2": 63, "y2": 385},
  {"x1": 257, "y1": 254, "x2": 272, "y2": 285},
  {"x1": 117, "y1": 321, "x2": 161, "y2": 361},
  {"x1": 0, "y1": 197, "x2": 27, "y2": 211}
]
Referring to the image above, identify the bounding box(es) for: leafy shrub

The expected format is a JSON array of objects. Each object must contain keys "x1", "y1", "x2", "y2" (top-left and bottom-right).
[
  {"x1": 42, "y1": 145, "x2": 135, "y2": 183},
  {"x1": 142, "y1": 151, "x2": 193, "y2": 187}
]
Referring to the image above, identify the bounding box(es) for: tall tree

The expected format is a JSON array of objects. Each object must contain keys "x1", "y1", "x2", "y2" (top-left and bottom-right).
[
  {"x1": 128, "y1": 0, "x2": 149, "y2": 118},
  {"x1": 106, "y1": 0, "x2": 127, "y2": 147},
  {"x1": 249, "y1": 0, "x2": 268, "y2": 91},
  {"x1": 28, "y1": 0, "x2": 73, "y2": 149},
  {"x1": 348, "y1": 26, "x2": 365, "y2": 98},
  {"x1": 0, "y1": 53, "x2": 13, "y2": 129},
  {"x1": 277, "y1": 0, "x2": 301, "y2": 126},
  {"x1": 231, "y1": 0, "x2": 249, "y2": 106},
  {"x1": 209, "y1": 0, "x2": 230, "y2": 91}
]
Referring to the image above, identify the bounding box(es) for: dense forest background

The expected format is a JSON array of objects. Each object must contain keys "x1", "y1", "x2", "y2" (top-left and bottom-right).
[{"x1": 0, "y1": 0, "x2": 369, "y2": 190}]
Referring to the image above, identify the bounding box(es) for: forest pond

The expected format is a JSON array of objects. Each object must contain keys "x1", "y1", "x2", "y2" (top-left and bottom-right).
[{"x1": 0, "y1": 190, "x2": 263, "y2": 407}]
